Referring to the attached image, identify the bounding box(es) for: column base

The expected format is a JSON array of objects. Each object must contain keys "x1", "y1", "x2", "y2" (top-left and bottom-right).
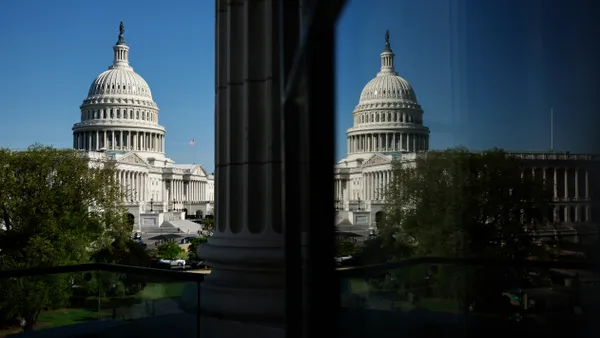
[
  {"x1": 198, "y1": 237, "x2": 285, "y2": 322},
  {"x1": 200, "y1": 315, "x2": 284, "y2": 338}
]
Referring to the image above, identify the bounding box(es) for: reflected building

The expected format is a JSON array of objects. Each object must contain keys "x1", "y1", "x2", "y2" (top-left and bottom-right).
[
  {"x1": 72, "y1": 23, "x2": 215, "y2": 231},
  {"x1": 334, "y1": 32, "x2": 430, "y2": 235},
  {"x1": 334, "y1": 32, "x2": 599, "y2": 242}
]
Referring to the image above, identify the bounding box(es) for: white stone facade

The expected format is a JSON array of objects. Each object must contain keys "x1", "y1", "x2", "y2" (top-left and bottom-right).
[{"x1": 72, "y1": 24, "x2": 214, "y2": 229}]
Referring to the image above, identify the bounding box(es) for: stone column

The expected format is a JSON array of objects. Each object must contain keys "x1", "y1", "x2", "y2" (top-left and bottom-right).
[
  {"x1": 553, "y1": 167, "x2": 558, "y2": 199},
  {"x1": 585, "y1": 169, "x2": 589, "y2": 198},
  {"x1": 198, "y1": 0, "x2": 284, "y2": 330},
  {"x1": 366, "y1": 173, "x2": 370, "y2": 201},
  {"x1": 564, "y1": 168, "x2": 569, "y2": 199},
  {"x1": 575, "y1": 168, "x2": 579, "y2": 199}
]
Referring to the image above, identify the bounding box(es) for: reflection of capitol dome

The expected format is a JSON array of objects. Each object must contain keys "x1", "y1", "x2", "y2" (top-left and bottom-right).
[
  {"x1": 345, "y1": 31, "x2": 429, "y2": 160},
  {"x1": 72, "y1": 23, "x2": 166, "y2": 160},
  {"x1": 359, "y1": 72, "x2": 418, "y2": 104}
]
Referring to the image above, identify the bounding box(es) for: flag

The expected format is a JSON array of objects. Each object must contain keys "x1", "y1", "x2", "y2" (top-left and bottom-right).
[{"x1": 189, "y1": 139, "x2": 195, "y2": 146}]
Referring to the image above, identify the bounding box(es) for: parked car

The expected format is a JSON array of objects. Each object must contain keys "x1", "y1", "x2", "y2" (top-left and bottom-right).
[{"x1": 158, "y1": 258, "x2": 186, "y2": 266}]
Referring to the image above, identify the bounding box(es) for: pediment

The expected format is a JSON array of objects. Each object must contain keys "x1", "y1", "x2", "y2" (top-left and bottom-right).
[
  {"x1": 118, "y1": 153, "x2": 147, "y2": 165},
  {"x1": 362, "y1": 153, "x2": 392, "y2": 168},
  {"x1": 191, "y1": 165, "x2": 208, "y2": 176}
]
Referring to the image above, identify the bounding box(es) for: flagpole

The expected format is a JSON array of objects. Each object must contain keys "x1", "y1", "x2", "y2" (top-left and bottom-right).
[{"x1": 189, "y1": 139, "x2": 197, "y2": 164}]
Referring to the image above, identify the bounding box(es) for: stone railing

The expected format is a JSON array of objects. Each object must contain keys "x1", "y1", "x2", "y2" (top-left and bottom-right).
[
  {"x1": 511, "y1": 153, "x2": 596, "y2": 161},
  {"x1": 163, "y1": 168, "x2": 189, "y2": 174},
  {"x1": 347, "y1": 123, "x2": 429, "y2": 132},
  {"x1": 72, "y1": 120, "x2": 166, "y2": 130}
]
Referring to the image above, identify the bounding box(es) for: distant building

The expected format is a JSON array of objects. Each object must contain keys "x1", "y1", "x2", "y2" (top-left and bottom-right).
[
  {"x1": 334, "y1": 32, "x2": 598, "y2": 241},
  {"x1": 72, "y1": 23, "x2": 214, "y2": 231}
]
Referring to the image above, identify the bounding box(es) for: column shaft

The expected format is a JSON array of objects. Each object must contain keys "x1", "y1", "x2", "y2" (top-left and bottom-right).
[{"x1": 198, "y1": 0, "x2": 284, "y2": 323}]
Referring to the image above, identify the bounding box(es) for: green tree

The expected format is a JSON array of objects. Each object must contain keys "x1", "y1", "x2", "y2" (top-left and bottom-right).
[
  {"x1": 379, "y1": 147, "x2": 552, "y2": 310},
  {"x1": 201, "y1": 218, "x2": 213, "y2": 231},
  {"x1": 93, "y1": 238, "x2": 151, "y2": 267},
  {"x1": 155, "y1": 242, "x2": 184, "y2": 260},
  {"x1": 188, "y1": 237, "x2": 208, "y2": 260},
  {"x1": 0, "y1": 145, "x2": 130, "y2": 330},
  {"x1": 336, "y1": 237, "x2": 358, "y2": 256}
]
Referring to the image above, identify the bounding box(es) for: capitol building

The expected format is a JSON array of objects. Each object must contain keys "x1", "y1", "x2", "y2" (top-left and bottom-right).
[
  {"x1": 334, "y1": 32, "x2": 430, "y2": 233},
  {"x1": 72, "y1": 23, "x2": 214, "y2": 231},
  {"x1": 335, "y1": 32, "x2": 598, "y2": 242}
]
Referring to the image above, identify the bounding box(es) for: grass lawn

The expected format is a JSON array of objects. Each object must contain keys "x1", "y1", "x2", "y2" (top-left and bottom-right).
[
  {"x1": 36, "y1": 308, "x2": 110, "y2": 330},
  {"x1": 29, "y1": 282, "x2": 190, "y2": 330},
  {"x1": 347, "y1": 278, "x2": 371, "y2": 295},
  {"x1": 138, "y1": 282, "x2": 188, "y2": 300},
  {"x1": 415, "y1": 298, "x2": 461, "y2": 313}
]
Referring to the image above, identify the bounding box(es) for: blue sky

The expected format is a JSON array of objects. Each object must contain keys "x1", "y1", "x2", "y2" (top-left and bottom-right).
[
  {"x1": 335, "y1": 0, "x2": 600, "y2": 160},
  {"x1": 1, "y1": 1, "x2": 599, "y2": 171}
]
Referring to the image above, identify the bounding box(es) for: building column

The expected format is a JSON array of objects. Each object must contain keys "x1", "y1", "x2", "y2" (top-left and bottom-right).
[
  {"x1": 191, "y1": 180, "x2": 195, "y2": 203},
  {"x1": 198, "y1": 0, "x2": 284, "y2": 329},
  {"x1": 141, "y1": 174, "x2": 145, "y2": 202},
  {"x1": 575, "y1": 167, "x2": 579, "y2": 199},
  {"x1": 585, "y1": 169, "x2": 589, "y2": 199},
  {"x1": 136, "y1": 172, "x2": 140, "y2": 202},
  {"x1": 369, "y1": 172, "x2": 375, "y2": 201},
  {"x1": 370, "y1": 172, "x2": 374, "y2": 200},
  {"x1": 174, "y1": 180, "x2": 178, "y2": 202},
  {"x1": 564, "y1": 168, "x2": 569, "y2": 199},
  {"x1": 553, "y1": 167, "x2": 558, "y2": 199},
  {"x1": 138, "y1": 173, "x2": 142, "y2": 202},
  {"x1": 366, "y1": 173, "x2": 370, "y2": 201}
]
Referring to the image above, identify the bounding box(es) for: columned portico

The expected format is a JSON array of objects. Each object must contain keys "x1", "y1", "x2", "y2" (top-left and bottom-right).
[{"x1": 198, "y1": 0, "x2": 284, "y2": 334}]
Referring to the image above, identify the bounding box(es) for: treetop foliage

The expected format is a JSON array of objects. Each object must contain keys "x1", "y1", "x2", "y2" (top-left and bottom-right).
[
  {"x1": 0, "y1": 145, "x2": 130, "y2": 269},
  {"x1": 379, "y1": 147, "x2": 552, "y2": 260},
  {"x1": 0, "y1": 144, "x2": 133, "y2": 329}
]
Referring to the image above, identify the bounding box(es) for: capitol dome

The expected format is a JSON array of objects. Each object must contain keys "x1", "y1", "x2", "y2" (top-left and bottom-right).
[
  {"x1": 345, "y1": 31, "x2": 430, "y2": 159},
  {"x1": 357, "y1": 32, "x2": 419, "y2": 105},
  {"x1": 81, "y1": 23, "x2": 156, "y2": 108},
  {"x1": 87, "y1": 67, "x2": 153, "y2": 100},
  {"x1": 73, "y1": 22, "x2": 166, "y2": 160},
  {"x1": 359, "y1": 73, "x2": 418, "y2": 104}
]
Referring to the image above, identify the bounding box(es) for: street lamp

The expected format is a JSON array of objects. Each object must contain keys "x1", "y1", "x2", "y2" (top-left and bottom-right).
[{"x1": 150, "y1": 198, "x2": 154, "y2": 212}]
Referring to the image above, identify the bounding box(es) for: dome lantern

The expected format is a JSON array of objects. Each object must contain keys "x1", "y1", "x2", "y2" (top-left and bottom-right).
[
  {"x1": 111, "y1": 21, "x2": 131, "y2": 70},
  {"x1": 379, "y1": 30, "x2": 396, "y2": 75}
]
